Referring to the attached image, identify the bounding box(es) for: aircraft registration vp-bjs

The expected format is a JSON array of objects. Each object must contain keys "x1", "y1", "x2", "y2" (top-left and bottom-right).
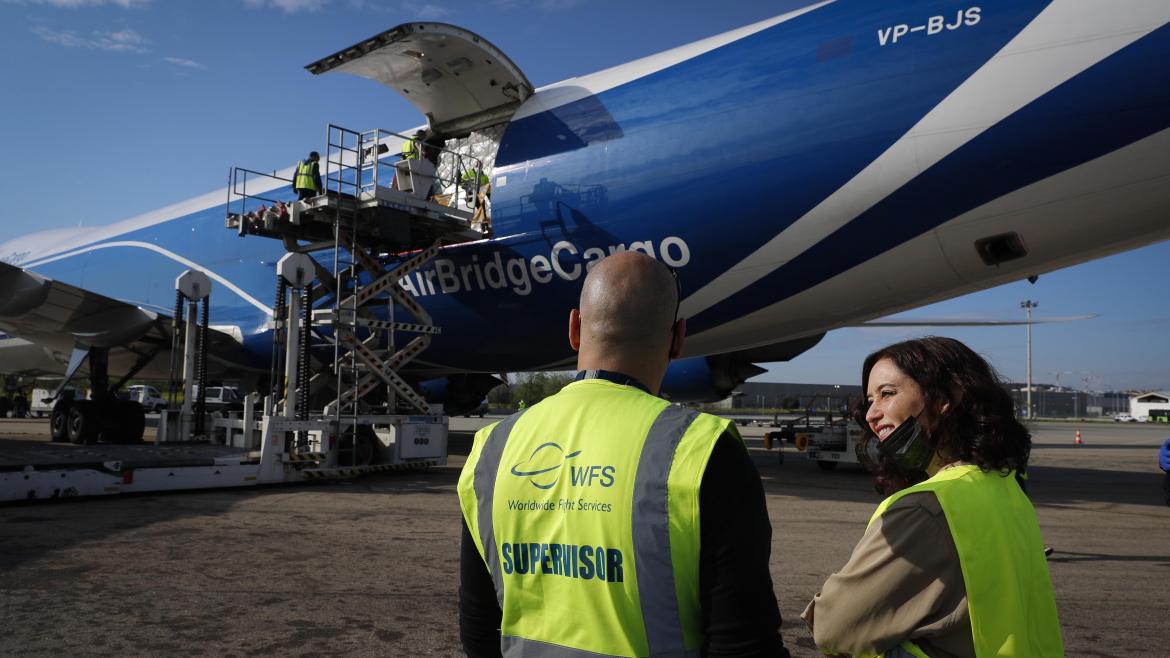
[{"x1": 1, "y1": 0, "x2": 1169, "y2": 437}]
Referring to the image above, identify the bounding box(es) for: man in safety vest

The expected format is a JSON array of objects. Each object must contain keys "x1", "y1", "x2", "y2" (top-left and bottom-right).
[
  {"x1": 461, "y1": 167, "x2": 490, "y2": 194},
  {"x1": 458, "y1": 252, "x2": 790, "y2": 657},
  {"x1": 401, "y1": 129, "x2": 429, "y2": 162},
  {"x1": 293, "y1": 151, "x2": 322, "y2": 200}
]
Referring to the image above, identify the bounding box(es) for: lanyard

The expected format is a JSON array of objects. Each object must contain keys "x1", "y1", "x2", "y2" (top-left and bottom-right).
[{"x1": 574, "y1": 369, "x2": 651, "y2": 394}]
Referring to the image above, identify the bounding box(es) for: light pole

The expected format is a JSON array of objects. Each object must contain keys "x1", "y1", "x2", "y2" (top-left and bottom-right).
[{"x1": 1021, "y1": 300, "x2": 1038, "y2": 418}]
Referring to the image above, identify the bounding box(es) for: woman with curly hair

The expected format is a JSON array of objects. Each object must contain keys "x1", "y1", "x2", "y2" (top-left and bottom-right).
[{"x1": 802, "y1": 337, "x2": 1063, "y2": 658}]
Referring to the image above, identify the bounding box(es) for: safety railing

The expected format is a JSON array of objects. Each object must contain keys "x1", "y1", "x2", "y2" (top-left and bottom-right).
[
  {"x1": 324, "y1": 124, "x2": 486, "y2": 214},
  {"x1": 226, "y1": 167, "x2": 297, "y2": 237}
]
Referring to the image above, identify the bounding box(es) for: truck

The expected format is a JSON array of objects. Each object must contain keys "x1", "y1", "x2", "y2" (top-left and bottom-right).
[
  {"x1": 29, "y1": 387, "x2": 74, "y2": 418},
  {"x1": 127, "y1": 384, "x2": 167, "y2": 413},
  {"x1": 201, "y1": 386, "x2": 245, "y2": 413}
]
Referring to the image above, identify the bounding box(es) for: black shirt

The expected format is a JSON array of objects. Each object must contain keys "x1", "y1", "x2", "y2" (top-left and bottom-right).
[{"x1": 458, "y1": 430, "x2": 789, "y2": 657}]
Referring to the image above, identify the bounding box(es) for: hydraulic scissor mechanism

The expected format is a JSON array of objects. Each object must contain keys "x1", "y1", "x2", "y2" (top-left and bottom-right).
[{"x1": 217, "y1": 122, "x2": 484, "y2": 469}]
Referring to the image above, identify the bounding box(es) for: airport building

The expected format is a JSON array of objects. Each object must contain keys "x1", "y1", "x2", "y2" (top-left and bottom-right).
[
  {"x1": 1010, "y1": 385, "x2": 1132, "y2": 419},
  {"x1": 719, "y1": 382, "x2": 862, "y2": 411},
  {"x1": 724, "y1": 382, "x2": 1139, "y2": 420},
  {"x1": 1130, "y1": 391, "x2": 1170, "y2": 422},
  {"x1": 723, "y1": 382, "x2": 1140, "y2": 420}
]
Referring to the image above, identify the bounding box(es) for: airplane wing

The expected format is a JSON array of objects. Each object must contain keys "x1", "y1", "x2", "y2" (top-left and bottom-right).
[
  {"x1": 0, "y1": 261, "x2": 251, "y2": 381},
  {"x1": 858, "y1": 315, "x2": 1099, "y2": 327},
  {"x1": 0, "y1": 260, "x2": 167, "y2": 357}
]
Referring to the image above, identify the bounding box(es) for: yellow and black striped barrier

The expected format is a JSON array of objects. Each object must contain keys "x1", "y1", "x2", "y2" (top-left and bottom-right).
[
  {"x1": 284, "y1": 452, "x2": 326, "y2": 463},
  {"x1": 300, "y1": 461, "x2": 437, "y2": 480}
]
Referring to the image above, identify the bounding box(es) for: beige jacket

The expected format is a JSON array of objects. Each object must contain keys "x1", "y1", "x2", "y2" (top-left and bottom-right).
[{"x1": 801, "y1": 492, "x2": 975, "y2": 658}]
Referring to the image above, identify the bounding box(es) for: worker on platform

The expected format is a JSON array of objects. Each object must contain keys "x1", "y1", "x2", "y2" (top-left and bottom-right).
[
  {"x1": 457, "y1": 252, "x2": 790, "y2": 657},
  {"x1": 462, "y1": 167, "x2": 492, "y2": 234},
  {"x1": 293, "y1": 151, "x2": 322, "y2": 201},
  {"x1": 803, "y1": 337, "x2": 1063, "y2": 657},
  {"x1": 461, "y1": 167, "x2": 490, "y2": 198},
  {"x1": 401, "y1": 129, "x2": 431, "y2": 163}
]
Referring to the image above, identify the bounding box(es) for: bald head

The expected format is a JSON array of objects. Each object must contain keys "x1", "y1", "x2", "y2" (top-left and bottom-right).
[{"x1": 578, "y1": 252, "x2": 678, "y2": 356}]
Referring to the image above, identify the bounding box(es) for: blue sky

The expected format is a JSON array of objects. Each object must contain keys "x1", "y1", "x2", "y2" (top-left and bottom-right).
[{"x1": 1, "y1": 0, "x2": 1167, "y2": 392}]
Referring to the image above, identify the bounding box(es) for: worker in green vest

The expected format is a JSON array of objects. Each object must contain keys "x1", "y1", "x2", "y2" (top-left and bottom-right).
[
  {"x1": 401, "y1": 129, "x2": 427, "y2": 161},
  {"x1": 293, "y1": 151, "x2": 322, "y2": 200},
  {"x1": 458, "y1": 252, "x2": 790, "y2": 657},
  {"x1": 803, "y1": 337, "x2": 1063, "y2": 657},
  {"x1": 461, "y1": 167, "x2": 490, "y2": 193}
]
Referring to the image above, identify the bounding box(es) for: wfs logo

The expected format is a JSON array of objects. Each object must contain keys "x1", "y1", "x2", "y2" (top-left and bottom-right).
[{"x1": 510, "y1": 442, "x2": 615, "y2": 490}]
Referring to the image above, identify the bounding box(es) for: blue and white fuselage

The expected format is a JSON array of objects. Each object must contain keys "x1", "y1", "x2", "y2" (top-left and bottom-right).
[{"x1": 3, "y1": 0, "x2": 1170, "y2": 385}]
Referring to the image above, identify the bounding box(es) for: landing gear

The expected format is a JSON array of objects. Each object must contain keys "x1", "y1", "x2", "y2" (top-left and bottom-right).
[
  {"x1": 44, "y1": 345, "x2": 150, "y2": 445},
  {"x1": 50, "y1": 402, "x2": 70, "y2": 442},
  {"x1": 114, "y1": 400, "x2": 145, "y2": 444},
  {"x1": 67, "y1": 400, "x2": 98, "y2": 444},
  {"x1": 53, "y1": 398, "x2": 146, "y2": 445}
]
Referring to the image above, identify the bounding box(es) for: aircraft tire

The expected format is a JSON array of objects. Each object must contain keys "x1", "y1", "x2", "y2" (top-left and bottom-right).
[
  {"x1": 50, "y1": 403, "x2": 71, "y2": 442},
  {"x1": 816, "y1": 460, "x2": 839, "y2": 471},
  {"x1": 114, "y1": 401, "x2": 146, "y2": 443},
  {"x1": 67, "y1": 401, "x2": 98, "y2": 445}
]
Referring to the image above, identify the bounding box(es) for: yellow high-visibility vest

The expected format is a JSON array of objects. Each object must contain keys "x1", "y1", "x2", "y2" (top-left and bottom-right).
[
  {"x1": 868, "y1": 465, "x2": 1064, "y2": 658},
  {"x1": 462, "y1": 168, "x2": 489, "y2": 186},
  {"x1": 294, "y1": 160, "x2": 318, "y2": 192},
  {"x1": 401, "y1": 138, "x2": 420, "y2": 160},
  {"x1": 457, "y1": 378, "x2": 734, "y2": 656}
]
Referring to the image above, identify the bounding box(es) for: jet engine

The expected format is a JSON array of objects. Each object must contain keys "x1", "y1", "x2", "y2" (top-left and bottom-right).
[
  {"x1": 418, "y1": 373, "x2": 505, "y2": 416},
  {"x1": 659, "y1": 334, "x2": 826, "y2": 403}
]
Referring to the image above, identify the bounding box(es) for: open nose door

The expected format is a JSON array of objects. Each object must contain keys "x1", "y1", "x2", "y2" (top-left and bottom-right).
[{"x1": 305, "y1": 22, "x2": 534, "y2": 136}]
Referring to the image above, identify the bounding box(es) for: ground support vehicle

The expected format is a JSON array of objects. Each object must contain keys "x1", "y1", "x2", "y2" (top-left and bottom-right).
[
  {"x1": 128, "y1": 384, "x2": 167, "y2": 413},
  {"x1": 0, "y1": 413, "x2": 446, "y2": 502},
  {"x1": 1, "y1": 123, "x2": 487, "y2": 503},
  {"x1": 763, "y1": 420, "x2": 869, "y2": 471},
  {"x1": 801, "y1": 424, "x2": 866, "y2": 470}
]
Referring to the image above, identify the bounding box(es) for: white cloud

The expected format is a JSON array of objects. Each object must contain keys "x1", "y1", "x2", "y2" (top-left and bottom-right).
[
  {"x1": 163, "y1": 56, "x2": 206, "y2": 70},
  {"x1": 243, "y1": 0, "x2": 327, "y2": 12},
  {"x1": 31, "y1": 25, "x2": 151, "y2": 53},
  {"x1": 7, "y1": 0, "x2": 151, "y2": 7},
  {"x1": 412, "y1": 3, "x2": 450, "y2": 19},
  {"x1": 340, "y1": 0, "x2": 450, "y2": 18},
  {"x1": 249, "y1": 0, "x2": 449, "y2": 17}
]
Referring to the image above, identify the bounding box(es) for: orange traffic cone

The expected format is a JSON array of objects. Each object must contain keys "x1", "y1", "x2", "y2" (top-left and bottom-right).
[{"x1": 1074, "y1": 429, "x2": 1084, "y2": 446}]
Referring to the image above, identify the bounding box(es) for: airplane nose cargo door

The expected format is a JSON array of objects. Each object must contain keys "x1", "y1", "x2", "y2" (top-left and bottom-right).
[{"x1": 304, "y1": 22, "x2": 534, "y2": 137}]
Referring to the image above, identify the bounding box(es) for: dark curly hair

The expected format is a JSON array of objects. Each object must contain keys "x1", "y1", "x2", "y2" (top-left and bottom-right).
[{"x1": 852, "y1": 336, "x2": 1031, "y2": 489}]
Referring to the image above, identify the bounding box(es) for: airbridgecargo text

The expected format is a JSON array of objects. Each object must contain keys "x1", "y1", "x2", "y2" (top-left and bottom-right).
[{"x1": 397, "y1": 236, "x2": 691, "y2": 298}]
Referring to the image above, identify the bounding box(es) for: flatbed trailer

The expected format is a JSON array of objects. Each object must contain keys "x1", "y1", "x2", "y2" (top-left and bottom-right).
[{"x1": 0, "y1": 414, "x2": 446, "y2": 502}]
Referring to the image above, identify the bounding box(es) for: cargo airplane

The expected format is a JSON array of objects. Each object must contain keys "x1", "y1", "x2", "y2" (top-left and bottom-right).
[{"x1": 1, "y1": 0, "x2": 1169, "y2": 438}]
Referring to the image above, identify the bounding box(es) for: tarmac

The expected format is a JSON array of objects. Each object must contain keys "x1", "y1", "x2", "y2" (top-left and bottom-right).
[{"x1": 1, "y1": 417, "x2": 1167, "y2": 657}]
